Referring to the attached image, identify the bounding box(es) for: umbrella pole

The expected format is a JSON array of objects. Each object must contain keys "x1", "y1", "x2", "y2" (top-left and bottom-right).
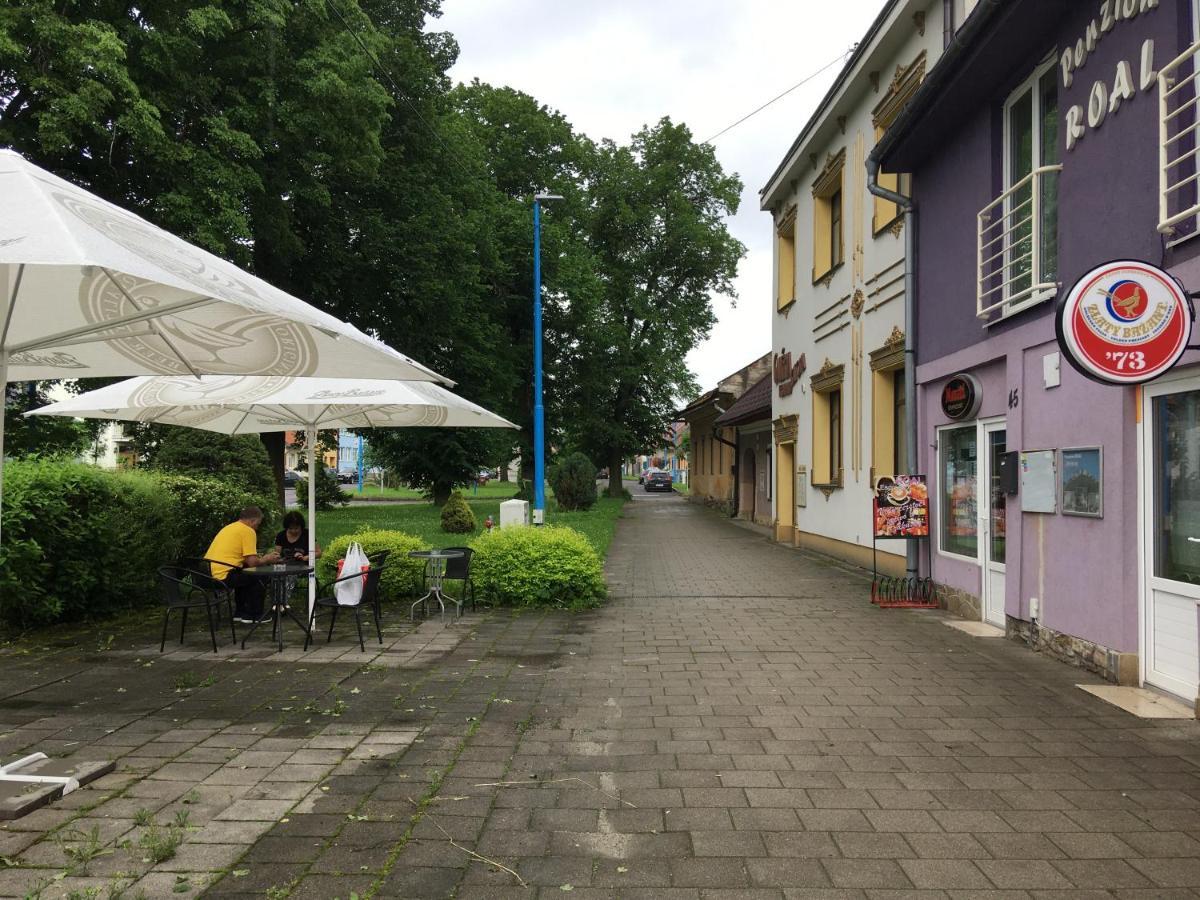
[
  {"x1": 0, "y1": 349, "x2": 6, "y2": 552},
  {"x1": 307, "y1": 426, "x2": 317, "y2": 624}
]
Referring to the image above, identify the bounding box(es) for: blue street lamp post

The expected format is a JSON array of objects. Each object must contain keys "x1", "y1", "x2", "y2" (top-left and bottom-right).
[
  {"x1": 532, "y1": 192, "x2": 562, "y2": 525},
  {"x1": 356, "y1": 434, "x2": 364, "y2": 493}
]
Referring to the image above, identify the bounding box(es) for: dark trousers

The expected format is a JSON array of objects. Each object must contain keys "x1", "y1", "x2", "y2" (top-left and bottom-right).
[{"x1": 226, "y1": 571, "x2": 265, "y2": 619}]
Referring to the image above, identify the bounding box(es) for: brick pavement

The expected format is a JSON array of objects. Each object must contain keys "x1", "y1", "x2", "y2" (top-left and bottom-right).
[{"x1": 2, "y1": 493, "x2": 1200, "y2": 897}]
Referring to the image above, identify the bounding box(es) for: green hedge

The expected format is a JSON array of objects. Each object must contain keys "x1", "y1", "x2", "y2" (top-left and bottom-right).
[
  {"x1": 0, "y1": 459, "x2": 178, "y2": 630},
  {"x1": 469, "y1": 525, "x2": 606, "y2": 610},
  {"x1": 0, "y1": 461, "x2": 279, "y2": 633},
  {"x1": 318, "y1": 530, "x2": 429, "y2": 602},
  {"x1": 151, "y1": 473, "x2": 278, "y2": 558}
]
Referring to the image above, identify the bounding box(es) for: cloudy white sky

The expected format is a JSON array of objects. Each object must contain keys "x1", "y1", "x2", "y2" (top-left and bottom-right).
[{"x1": 435, "y1": 0, "x2": 887, "y2": 393}]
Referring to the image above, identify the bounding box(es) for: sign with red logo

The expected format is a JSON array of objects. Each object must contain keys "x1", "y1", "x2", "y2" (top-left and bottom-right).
[
  {"x1": 1056, "y1": 260, "x2": 1194, "y2": 385},
  {"x1": 873, "y1": 475, "x2": 929, "y2": 539},
  {"x1": 940, "y1": 373, "x2": 981, "y2": 420}
]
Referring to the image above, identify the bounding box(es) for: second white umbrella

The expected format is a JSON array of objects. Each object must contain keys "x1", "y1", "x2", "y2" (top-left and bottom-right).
[{"x1": 30, "y1": 375, "x2": 517, "y2": 620}]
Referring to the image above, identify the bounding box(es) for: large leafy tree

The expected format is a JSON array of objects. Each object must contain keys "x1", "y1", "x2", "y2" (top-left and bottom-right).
[{"x1": 565, "y1": 119, "x2": 745, "y2": 496}]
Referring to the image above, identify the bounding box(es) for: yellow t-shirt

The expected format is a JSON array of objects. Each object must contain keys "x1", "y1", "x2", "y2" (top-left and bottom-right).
[{"x1": 205, "y1": 521, "x2": 258, "y2": 581}]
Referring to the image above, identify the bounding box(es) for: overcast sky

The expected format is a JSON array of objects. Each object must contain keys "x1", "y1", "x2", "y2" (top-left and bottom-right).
[{"x1": 435, "y1": 0, "x2": 887, "y2": 393}]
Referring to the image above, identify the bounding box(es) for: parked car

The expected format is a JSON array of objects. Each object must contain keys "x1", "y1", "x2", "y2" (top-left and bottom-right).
[
  {"x1": 337, "y1": 471, "x2": 357, "y2": 484},
  {"x1": 644, "y1": 470, "x2": 673, "y2": 492},
  {"x1": 283, "y1": 469, "x2": 302, "y2": 487},
  {"x1": 597, "y1": 468, "x2": 609, "y2": 480}
]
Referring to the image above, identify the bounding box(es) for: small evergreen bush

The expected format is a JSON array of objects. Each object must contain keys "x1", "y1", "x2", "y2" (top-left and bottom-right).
[
  {"x1": 318, "y1": 530, "x2": 429, "y2": 601},
  {"x1": 549, "y1": 453, "x2": 598, "y2": 511},
  {"x1": 469, "y1": 525, "x2": 606, "y2": 610},
  {"x1": 440, "y1": 491, "x2": 476, "y2": 534},
  {"x1": 296, "y1": 467, "x2": 349, "y2": 511}
]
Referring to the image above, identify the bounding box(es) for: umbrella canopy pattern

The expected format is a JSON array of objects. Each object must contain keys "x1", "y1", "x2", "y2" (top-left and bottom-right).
[
  {"x1": 28, "y1": 375, "x2": 518, "y2": 433},
  {"x1": 30, "y1": 375, "x2": 517, "y2": 619},
  {"x1": 0, "y1": 150, "x2": 448, "y2": 384}
]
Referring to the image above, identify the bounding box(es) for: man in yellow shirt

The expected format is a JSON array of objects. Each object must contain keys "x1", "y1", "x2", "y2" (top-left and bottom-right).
[{"x1": 205, "y1": 507, "x2": 281, "y2": 623}]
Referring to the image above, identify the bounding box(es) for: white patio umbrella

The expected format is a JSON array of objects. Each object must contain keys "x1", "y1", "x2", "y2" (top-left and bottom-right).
[
  {"x1": 29, "y1": 374, "x2": 517, "y2": 618},
  {"x1": 0, "y1": 149, "x2": 450, "y2": 546}
]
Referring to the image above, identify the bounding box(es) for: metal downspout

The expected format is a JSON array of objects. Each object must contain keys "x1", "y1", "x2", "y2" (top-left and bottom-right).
[{"x1": 866, "y1": 159, "x2": 918, "y2": 581}]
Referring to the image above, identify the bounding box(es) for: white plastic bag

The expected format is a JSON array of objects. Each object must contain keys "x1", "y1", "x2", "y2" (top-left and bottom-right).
[{"x1": 335, "y1": 542, "x2": 369, "y2": 606}]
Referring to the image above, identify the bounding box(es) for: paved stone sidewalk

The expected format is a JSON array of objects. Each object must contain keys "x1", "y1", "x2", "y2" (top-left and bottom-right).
[{"x1": 1, "y1": 494, "x2": 1199, "y2": 898}]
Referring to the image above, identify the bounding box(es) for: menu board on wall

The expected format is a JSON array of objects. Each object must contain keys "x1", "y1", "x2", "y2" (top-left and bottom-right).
[{"x1": 873, "y1": 475, "x2": 930, "y2": 539}]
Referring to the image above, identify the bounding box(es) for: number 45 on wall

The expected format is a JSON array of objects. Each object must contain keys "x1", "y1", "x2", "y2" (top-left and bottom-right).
[{"x1": 1008, "y1": 388, "x2": 1019, "y2": 410}]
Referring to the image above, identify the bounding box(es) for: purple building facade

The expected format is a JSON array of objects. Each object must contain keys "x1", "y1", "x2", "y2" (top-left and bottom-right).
[{"x1": 882, "y1": 0, "x2": 1200, "y2": 705}]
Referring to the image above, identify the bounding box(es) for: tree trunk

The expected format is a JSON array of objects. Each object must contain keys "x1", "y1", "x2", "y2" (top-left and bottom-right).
[
  {"x1": 606, "y1": 446, "x2": 625, "y2": 497},
  {"x1": 432, "y1": 482, "x2": 452, "y2": 506},
  {"x1": 499, "y1": 458, "x2": 510, "y2": 482},
  {"x1": 261, "y1": 432, "x2": 286, "y2": 510}
]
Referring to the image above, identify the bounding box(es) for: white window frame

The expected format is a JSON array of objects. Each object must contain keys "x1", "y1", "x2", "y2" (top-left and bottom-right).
[
  {"x1": 999, "y1": 53, "x2": 1059, "y2": 319},
  {"x1": 936, "y1": 422, "x2": 981, "y2": 563}
]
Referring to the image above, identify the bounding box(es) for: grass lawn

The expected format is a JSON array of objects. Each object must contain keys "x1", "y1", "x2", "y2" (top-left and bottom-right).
[
  {"x1": 340, "y1": 482, "x2": 522, "y2": 501},
  {"x1": 312, "y1": 495, "x2": 627, "y2": 557}
]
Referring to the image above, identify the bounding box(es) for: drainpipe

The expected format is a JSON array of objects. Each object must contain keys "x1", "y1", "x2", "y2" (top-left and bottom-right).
[{"x1": 866, "y1": 158, "x2": 918, "y2": 582}]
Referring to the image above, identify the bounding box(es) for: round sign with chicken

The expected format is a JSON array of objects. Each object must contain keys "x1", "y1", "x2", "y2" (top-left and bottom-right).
[{"x1": 1056, "y1": 260, "x2": 1194, "y2": 385}]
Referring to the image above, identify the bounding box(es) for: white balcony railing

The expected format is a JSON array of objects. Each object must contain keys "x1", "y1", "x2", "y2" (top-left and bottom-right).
[
  {"x1": 1159, "y1": 39, "x2": 1200, "y2": 239},
  {"x1": 977, "y1": 165, "x2": 1062, "y2": 320}
]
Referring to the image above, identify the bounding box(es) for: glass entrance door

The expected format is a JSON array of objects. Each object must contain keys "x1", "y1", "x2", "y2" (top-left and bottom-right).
[
  {"x1": 982, "y1": 423, "x2": 1007, "y2": 627},
  {"x1": 1144, "y1": 383, "x2": 1200, "y2": 699}
]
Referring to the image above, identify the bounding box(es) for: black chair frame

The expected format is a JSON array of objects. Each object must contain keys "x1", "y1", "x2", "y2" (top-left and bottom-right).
[
  {"x1": 305, "y1": 566, "x2": 385, "y2": 653},
  {"x1": 158, "y1": 565, "x2": 237, "y2": 653},
  {"x1": 421, "y1": 546, "x2": 476, "y2": 612}
]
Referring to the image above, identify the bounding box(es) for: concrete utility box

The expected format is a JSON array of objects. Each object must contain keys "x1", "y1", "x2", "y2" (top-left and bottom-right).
[{"x1": 499, "y1": 499, "x2": 529, "y2": 529}]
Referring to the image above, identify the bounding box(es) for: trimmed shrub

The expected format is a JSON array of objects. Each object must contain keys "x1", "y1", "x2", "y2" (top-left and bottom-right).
[
  {"x1": 469, "y1": 525, "x2": 606, "y2": 610},
  {"x1": 440, "y1": 491, "x2": 476, "y2": 534},
  {"x1": 0, "y1": 459, "x2": 177, "y2": 631},
  {"x1": 317, "y1": 530, "x2": 429, "y2": 601},
  {"x1": 549, "y1": 453, "x2": 597, "y2": 511},
  {"x1": 150, "y1": 473, "x2": 278, "y2": 557},
  {"x1": 296, "y1": 468, "x2": 349, "y2": 511}
]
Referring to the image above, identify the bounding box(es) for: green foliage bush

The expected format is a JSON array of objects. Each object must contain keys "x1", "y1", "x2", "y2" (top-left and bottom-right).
[
  {"x1": 150, "y1": 473, "x2": 278, "y2": 557},
  {"x1": 469, "y1": 525, "x2": 606, "y2": 610},
  {"x1": 147, "y1": 429, "x2": 276, "y2": 497},
  {"x1": 0, "y1": 459, "x2": 177, "y2": 631},
  {"x1": 549, "y1": 452, "x2": 597, "y2": 511},
  {"x1": 440, "y1": 491, "x2": 476, "y2": 534},
  {"x1": 296, "y1": 467, "x2": 349, "y2": 511},
  {"x1": 317, "y1": 530, "x2": 429, "y2": 601}
]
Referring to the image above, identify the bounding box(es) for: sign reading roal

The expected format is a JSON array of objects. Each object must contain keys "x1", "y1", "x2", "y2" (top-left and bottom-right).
[
  {"x1": 941, "y1": 373, "x2": 981, "y2": 420},
  {"x1": 774, "y1": 349, "x2": 806, "y2": 397},
  {"x1": 1055, "y1": 259, "x2": 1193, "y2": 385}
]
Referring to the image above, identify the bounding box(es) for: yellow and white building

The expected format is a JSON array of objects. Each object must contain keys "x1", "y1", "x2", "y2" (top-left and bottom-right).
[{"x1": 761, "y1": 0, "x2": 952, "y2": 573}]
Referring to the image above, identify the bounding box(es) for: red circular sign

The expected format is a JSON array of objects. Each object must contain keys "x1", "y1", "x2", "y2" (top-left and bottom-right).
[{"x1": 1056, "y1": 260, "x2": 1194, "y2": 385}]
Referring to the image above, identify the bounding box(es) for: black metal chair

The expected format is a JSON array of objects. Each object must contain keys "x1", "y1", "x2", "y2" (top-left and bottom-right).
[
  {"x1": 364, "y1": 550, "x2": 391, "y2": 630},
  {"x1": 177, "y1": 557, "x2": 237, "y2": 626},
  {"x1": 158, "y1": 564, "x2": 235, "y2": 653},
  {"x1": 305, "y1": 566, "x2": 385, "y2": 653},
  {"x1": 422, "y1": 547, "x2": 475, "y2": 612}
]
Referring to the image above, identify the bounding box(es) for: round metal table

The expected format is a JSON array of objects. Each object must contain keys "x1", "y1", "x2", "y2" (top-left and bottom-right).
[
  {"x1": 240, "y1": 562, "x2": 314, "y2": 652},
  {"x1": 408, "y1": 550, "x2": 465, "y2": 623}
]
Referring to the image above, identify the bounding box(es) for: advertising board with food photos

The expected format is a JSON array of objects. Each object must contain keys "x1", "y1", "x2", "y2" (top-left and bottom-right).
[{"x1": 873, "y1": 475, "x2": 929, "y2": 539}]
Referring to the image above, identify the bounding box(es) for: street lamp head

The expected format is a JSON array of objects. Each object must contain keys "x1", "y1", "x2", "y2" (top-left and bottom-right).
[{"x1": 534, "y1": 192, "x2": 564, "y2": 202}]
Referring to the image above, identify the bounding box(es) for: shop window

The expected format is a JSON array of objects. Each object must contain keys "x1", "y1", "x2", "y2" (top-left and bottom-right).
[
  {"x1": 1153, "y1": 391, "x2": 1200, "y2": 584},
  {"x1": 811, "y1": 362, "x2": 845, "y2": 487},
  {"x1": 812, "y1": 150, "x2": 846, "y2": 282},
  {"x1": 939, "y1": 425, "x2": 978, "y2": 559},
  {"x1": 1002, "y1": 56, "x2": 1059, "y2": 309},
  {"x1": 777, "y1": 206, "x2": 797, "y2": 311}
]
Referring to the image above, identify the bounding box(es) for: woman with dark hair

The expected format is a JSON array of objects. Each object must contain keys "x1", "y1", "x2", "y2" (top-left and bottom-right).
[{"x1": 275, "y1": 511, "x2": 322, "y2": 562}]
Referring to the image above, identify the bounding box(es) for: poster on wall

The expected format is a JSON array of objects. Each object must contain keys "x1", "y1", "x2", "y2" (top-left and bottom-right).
[
  {"x1": 1060, "y1": 447, "x2": 1102, "y2": 517},
  {"x1": 873, "y1": 475, "x2": 929, "y2": 538}
]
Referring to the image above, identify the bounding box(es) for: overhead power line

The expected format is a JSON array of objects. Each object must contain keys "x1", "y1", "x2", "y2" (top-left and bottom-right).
[{"x1": 703, "y1": 48, "x2": 855, "y2": 144}]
